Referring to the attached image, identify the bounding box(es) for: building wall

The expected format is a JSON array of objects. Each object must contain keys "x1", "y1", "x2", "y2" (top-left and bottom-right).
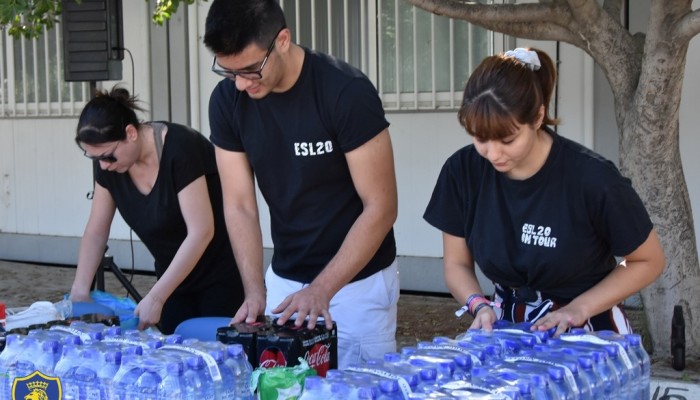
[{"x1": 2, "y1": 2, "x2": 699, "y2": 294}]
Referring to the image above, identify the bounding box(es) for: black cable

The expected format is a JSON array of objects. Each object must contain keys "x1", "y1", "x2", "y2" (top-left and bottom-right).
[
  {"x1": 112, "y1": 45, "x2": 138, "y2": 297},
  {"x1": 113, "y1": 46, "x2": 135, "y2": 96}
]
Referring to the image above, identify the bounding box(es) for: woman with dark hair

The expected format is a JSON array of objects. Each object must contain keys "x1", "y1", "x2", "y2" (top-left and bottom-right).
[
  {"x1": 70, "y1": 86, "x2": 244, "y2": 334},
  {"x1": 424, "y1": 48, "x2": 665, "y2": 336}
]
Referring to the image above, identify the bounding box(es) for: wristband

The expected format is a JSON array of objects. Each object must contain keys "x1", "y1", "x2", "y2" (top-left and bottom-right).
[
  {"x1": 455, "y1": 299, "x2": 502, "y2": 318},
  {"x1": 471, "y1": 302, "x2": 492, "y2": 317},
  {"x1": 467, "y1": 293, "x2": 486, "y2": 311},
  {"x1": 455, "y1": 293, "x2": 486, "y2": 318}
]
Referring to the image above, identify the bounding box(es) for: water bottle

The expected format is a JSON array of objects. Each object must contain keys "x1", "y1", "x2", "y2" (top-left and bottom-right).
[
  {"x1": 548, "y1": 337, "x2": 620, "y2": 397},
  {"x1": 0, "y1": 334, "x2": 29, "y2": 397},
  {"x1": 111, "y1": 353, "x2": 145, "y2": 400},
  {"x1": 573, "y1": 354, "x2": 604, "y2": 398},
  {"x1": 527, "y1": 374, "x2": 555, "y2": 400},
  {"x1": 469, "y1": 366, "x2": 526, "y2": 399},
  {"x1": 595, "y1": 330, "x2": 642, "y2": 399},
  {"x1": 131, "y1": 357, "x2": 163, "y2": 400},
  {"x1": 409, "y1": 345, "x2": 472, "y2": 381},
  {"x1": 407, "y1": 354, "x2": 456, "y2": 384},
  {"x1": 529, "y1": 344, "x2": 592, "y2": 400},
  {"x1": 482, "y1": 360, "x2": 561, "y2": 400},
  {"x1": 458, "y1": 330, "x2": 522, "y2": 356},
  {"x1": 377, "y1": 379, "x2": 403, "y2": 400},
  {"x1": 345, "y1": 358, "x2": 418, "y2": 398},
  {"x1": 72, "y1": 347, "x2": 102, "y2": 400},
  {"x1": 157, "y1": 359, "x2": 191, "y2": 400},
  {"x1": 16, "y1": 337, "x2": 60, "y2": 377},
  {"x1": 423, "y1": 337, "x2": 486, "y2": 368},
  {"x1": 98, "y1": 349, "x2": 122, "y2": 400},
  {"x1": 546, "y1": 342, "x2": 604, "y2": 398},
  {"x1": 185, "y1": 355, "x2": 216, "y2": 400},
  {"x1": 505, "y1": 345, "x2": 590, "y2": 399},
  {"x1": 545, "y1": 366, "x2": 576, "y2": 400},
  {"x1": 329, "y1": 380, "x2": 355, "y2": 400},
  {"x1": 226, "y1": 344, "x2": 254, "y2": 400},
  {"x1": 671, "y1": 304, "x2": 686, "y2": 371},
  {"x1": 625, "y1": 333, "x2": 650, "y2": 400},
  {"x1": 208, "y1": 349, "x2": 236, "y2": 400},
  {"x1": 299, "y1": 376, "x2": 328, "y2": 400}
]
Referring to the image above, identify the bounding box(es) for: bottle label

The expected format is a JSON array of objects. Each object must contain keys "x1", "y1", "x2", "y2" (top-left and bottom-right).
[
  {"x1": 49, "y1": 326, "x2": 92, "y2": 343},
  {"x1": 559, "y1": 334, "x2": 633, "y2": 369},
  {"x1": 160, "y1": 344, "x2": 222, "y2": 382},
  {"x1": 345, "y1": 366, "x2": 412, "y2": 398},
  {"x1": 417, "y1": 344, "x2": 482, "y2": 366},
  {"x1": 504, "y1": 356, "x2": 579, "y2": 393}
]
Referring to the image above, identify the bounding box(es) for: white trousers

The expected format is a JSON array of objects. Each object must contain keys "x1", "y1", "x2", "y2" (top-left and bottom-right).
[{"x1": 265, "y1": 260, "x2": 399, "y2": 370}]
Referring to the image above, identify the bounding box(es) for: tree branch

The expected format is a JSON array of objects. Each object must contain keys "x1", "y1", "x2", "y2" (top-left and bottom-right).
[
  {"x1": 674, "y1": 8, "x2": 700, "y2": 43},
  {"x1": 602, "y1": 0, "x2": 624, "y2": 25},
  {"x1": 402, "y1": 1, "x2": 570, "y2": 24}
]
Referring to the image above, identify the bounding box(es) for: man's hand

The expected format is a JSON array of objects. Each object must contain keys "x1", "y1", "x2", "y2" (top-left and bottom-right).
[
  {"x1": 271, "y1": 284, "x2": 334, "y2": 330},
  {"x1": 232, "y1": 292, "x2": 267, "y2": 325}
]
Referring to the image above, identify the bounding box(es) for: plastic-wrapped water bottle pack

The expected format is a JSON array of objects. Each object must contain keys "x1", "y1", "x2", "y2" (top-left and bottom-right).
[
  {"x1": 299, "y1": 321, "x2": 650, "y2": 400},
  {"x1": 0, "y1": 320, "x2": 255, "y2": 400}
]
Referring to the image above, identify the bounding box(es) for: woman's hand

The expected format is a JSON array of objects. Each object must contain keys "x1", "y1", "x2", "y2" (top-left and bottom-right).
[
  {"x1": 69, "y1": 288, "x2": 93, "y2": 303},
  {"x1": 135, "y1": 293, "x2": 165, "y2": 330},
  {"x1": 469, "y1": 306, "x2": 498, "y2": 331},
  {"x1": 531, "y1": 303, "x2": 587, "y2": 337}
]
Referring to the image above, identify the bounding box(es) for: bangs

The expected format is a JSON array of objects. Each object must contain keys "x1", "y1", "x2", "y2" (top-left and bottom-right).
[{"x1": 458, "y1": 94, "x2": 519, "y2": 141}]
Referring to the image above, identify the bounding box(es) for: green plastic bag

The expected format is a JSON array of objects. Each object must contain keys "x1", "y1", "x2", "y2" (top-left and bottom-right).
[{"x1": 251, "y1": 358, "x2": 317, "y2": 400}]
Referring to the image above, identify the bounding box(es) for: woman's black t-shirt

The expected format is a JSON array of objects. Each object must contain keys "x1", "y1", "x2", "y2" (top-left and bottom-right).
[{"x1": 95, "y1": 122, "x2": 239, "y2": 294}]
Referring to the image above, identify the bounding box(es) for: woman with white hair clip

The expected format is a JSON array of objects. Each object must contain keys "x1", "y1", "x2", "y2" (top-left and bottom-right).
[{"x1": 424, "y1": 48, "x2": 664, "y2": 336}]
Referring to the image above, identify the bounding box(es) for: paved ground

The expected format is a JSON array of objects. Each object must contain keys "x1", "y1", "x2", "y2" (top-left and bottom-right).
[{"x1": 1, "y1": 259, "x2": 698, "y2": 397}]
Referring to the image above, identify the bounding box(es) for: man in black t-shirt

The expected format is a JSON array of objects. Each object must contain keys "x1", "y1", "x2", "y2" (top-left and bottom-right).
[{"x1": 204, "y1": 0, "x2": 399, "y2": 368}]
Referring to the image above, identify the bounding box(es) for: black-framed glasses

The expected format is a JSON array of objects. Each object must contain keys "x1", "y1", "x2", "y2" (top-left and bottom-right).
[
  {"x1": 83, "y1": 141, "x2": 120, "y2": 163},
  {"x1": 211, "y1": 27, "x2": 285, "y2": 80}
]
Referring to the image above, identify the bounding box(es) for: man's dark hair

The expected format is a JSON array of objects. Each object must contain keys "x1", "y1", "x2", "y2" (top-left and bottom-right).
[{"x1": 204, "y1": 0, "x2": 287, "y2": 55}]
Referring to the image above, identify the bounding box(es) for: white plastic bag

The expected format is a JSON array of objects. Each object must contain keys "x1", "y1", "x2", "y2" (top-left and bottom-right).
[{"x1": 4, "y1": 299, "x2": 71, "y2": 330}]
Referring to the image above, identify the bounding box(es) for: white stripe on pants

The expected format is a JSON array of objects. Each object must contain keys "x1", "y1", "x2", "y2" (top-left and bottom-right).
[{"x1": 265, "y1": 260, "x2": 399, "y2": 370}]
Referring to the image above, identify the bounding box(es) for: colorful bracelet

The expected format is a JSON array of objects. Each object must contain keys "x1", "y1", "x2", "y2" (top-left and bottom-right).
[
  {"x1": 466, "y1": 293, "x2": 486, "y2": 311},
  {"x1": 470, "y1": 302, "x2": 492, "y2": 318},
  {"x1": 468, "y1": 296, "x2": 490, "y2": 316},
  {"x1": 455, "y1": 297, "x2": 502, "y2": 318}
]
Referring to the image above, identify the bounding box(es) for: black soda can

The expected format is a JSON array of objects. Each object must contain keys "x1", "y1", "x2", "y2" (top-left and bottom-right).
[{"x1": 671, "y1": 304, "x2": 686, "y2": 371}]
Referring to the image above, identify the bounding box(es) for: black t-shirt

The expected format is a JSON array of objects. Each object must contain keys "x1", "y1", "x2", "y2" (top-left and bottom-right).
[
  {"x1": 209, "y1": 48, "x2": 396, "y2": 283},
  {"x1": 423, "y1": 128, "x2": 653, "y2": 299},
  {"x1": 95, "y1": 122, "x2": 240, "y2": 294}
]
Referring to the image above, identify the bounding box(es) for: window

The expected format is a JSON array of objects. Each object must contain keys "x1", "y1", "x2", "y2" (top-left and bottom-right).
[
  {"x1": 1, "y1": 27, "x2": 90, "y2": 118},
  {"x1": 280, "y1": 0, "x2": 493, "y2": 110}
]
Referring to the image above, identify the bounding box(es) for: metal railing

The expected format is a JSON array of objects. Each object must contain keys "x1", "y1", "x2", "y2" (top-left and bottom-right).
[
  {"x1": 1, "y1": 27, "x2": 90, "y2": 118},
  {"x1": 281, "y1": 0, "x2": 493, "y2": 111}
]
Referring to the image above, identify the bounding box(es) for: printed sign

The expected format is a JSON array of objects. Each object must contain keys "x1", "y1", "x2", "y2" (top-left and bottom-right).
[{"x1": 12, "y1": 371, "x2": 62, "y2": 400}]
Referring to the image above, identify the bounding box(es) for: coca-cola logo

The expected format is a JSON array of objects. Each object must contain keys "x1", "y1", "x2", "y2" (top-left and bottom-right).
[
  {"x1": 304, "y1": 343, "x2": 331, "y2": 376},
  {"x1": 259, "y1": 346, "x2": 287, "y2": 368}
]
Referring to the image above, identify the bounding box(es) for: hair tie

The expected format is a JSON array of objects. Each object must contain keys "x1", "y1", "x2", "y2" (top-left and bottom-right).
[{"x1": 504, "y1": 48, "x2": 541, "y2": 71}]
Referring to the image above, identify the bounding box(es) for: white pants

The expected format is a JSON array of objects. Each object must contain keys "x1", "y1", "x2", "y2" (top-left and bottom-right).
[{"x1": 265, "y1": 260, "x2": 399, "y2": 370}]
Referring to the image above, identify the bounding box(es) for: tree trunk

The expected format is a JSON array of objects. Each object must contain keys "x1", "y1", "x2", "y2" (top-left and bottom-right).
[
  {"x1": 615, "y1": 36, "x2": 700, "y2": 358},
  {"x1": 402, "y1": 0, "x2": 700, "y2": 359}
]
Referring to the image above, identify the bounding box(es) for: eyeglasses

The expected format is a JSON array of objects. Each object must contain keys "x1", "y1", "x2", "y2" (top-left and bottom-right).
[
  {"x1": 211, "y1": 27, "x2": 285, "y2": 80},
  {"x1": 83, "y1": 141, "x2": 120, "y2": 163}
]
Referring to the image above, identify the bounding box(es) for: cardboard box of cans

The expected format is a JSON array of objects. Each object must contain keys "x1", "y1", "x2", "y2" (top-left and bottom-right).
[{"x1": 217, "y1": 316, "x2": 337, "y2": 376}]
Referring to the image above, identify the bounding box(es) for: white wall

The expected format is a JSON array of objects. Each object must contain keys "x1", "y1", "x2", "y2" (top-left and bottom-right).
[{"x1": 2, "y1": 2, "x2": 700, "y2": 294}]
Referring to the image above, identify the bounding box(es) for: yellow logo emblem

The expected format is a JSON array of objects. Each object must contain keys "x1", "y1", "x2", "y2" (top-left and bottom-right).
[{"x1": 11, "y1": 371, "x2": 62, "y2": 400}]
